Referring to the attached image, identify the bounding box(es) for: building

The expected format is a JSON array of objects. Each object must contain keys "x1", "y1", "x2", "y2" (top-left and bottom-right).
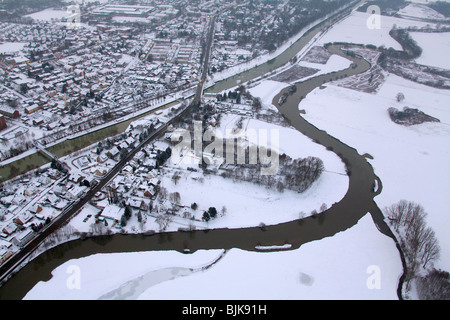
[
  {"x1": 100, "y1": 204, "x2": 123, "y2": 222},
  {"x1": 127, "y1": 198, "x2": 150, "y2": 211},
  {"x1": 143, "y1": 185, "x2": 157, "y2": 198},
  {"x1": 11, "y1": 228, "x2": 34, "y2": 248},
  {"x1": 14, "y1": 211, "x2": 34, "y2": 225},
  {"x1": 67, "y1": 185, "x2": 87, "y2": 200},
  {"x1": 92, "y1": 5, "x2": 155, "y2": 18},
  {"x1": 0, "y1": 105, "x2": 20, "y2": 118},
  {"x1": 0, "y1": 249, "x2": 13, "y2": 264},
  {"x1": 106, "y1": 146, "x2": 120, "y2": 159},
  {"x1": 29, "y1": 204, "x2": 43, "y2": 214},
  {"x1": 25, "y1": 104, "x2": 42, "y2": 114},
  {"x1": 0, "y1": 116, "x2": 6, "y2": 131},
  {"x1": 68, "y1": 173, "x2": 85, "y2": 184},
  {"x1": 2, "y1": 223, "x2": 17, "y2": 236}
]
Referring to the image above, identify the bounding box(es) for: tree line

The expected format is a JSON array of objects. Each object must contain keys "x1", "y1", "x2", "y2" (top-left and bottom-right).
[
  {"x1": 384, "y1": 200, "x2": 448, "y2": 299},
  {"x1": 220, "y1": 152, "x2": 324, "y2": 194}
]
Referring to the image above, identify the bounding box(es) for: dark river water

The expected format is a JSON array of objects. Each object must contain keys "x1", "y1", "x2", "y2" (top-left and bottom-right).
[{"x1": 0, "y1": 1, "x2": 405, "y2": 300}]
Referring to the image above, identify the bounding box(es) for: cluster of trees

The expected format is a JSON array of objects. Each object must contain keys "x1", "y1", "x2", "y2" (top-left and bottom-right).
[
  {"x1": 202, "y1": 207, "x2": 218, "y2": 222},
  {"x1": 429, "y1": 1, "x2": 450, "y2": 17},
  {"x1": 378, "y1": 28, "x2": 423, "y2": 67},
  {"x1": 30, "y1": 217, "x2": 51, "y2": 232},
  {"x1": 220, "y1": 153, "x2": 324, "y2": 194},
  {"x1": 120, "y1": 205, "x2": 132, "y2": 227},
  {"x1": 216, "y1": 91, "x2": 242, "y2": 104},
  {"x1": 41, "y1": 225, "x2": 77, "y2": 250},
  {"x1": 0, "y1": 139, "x2": 35, "y2": 162},
  {"x1": 416, "y1": 269, "x2": 450, "y2": 300},
  {"x1": 277, "y1": 154, "x2": 324, "y2": 193},
  {"x1": 384, "y1": 201, "x2": 442, "y2": 294},
  {"x1": 156, "y1": 147, "x2": 172, "y2": 168},
  {"x1": 240, "y1": 86, "x2": 290, "y2": 127},
  {"x1": 389, "y1": 28, "x2": 422, "y2": 59},
  {"x1": 388, "y1": 107, "x2": 440, "y2": 126},
  {"x1": 155, "y1": 214, "x2": 172, "y2": 231},
  {"x1": 381, "y1": 58, "x2": 450, "y2": 90},
  {"x1": 50, "y1": 158, "x2": 68, "y2": 175}
]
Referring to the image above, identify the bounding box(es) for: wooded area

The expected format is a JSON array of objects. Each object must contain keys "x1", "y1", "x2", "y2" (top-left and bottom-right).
[{"x1": 385, "y1": 200, "x2": 448, "y2": 299}]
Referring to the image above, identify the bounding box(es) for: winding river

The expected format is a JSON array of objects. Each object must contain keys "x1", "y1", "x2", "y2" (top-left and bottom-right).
[{"x1": 0, "y1": 1, "x2": 406, "y2": 300}]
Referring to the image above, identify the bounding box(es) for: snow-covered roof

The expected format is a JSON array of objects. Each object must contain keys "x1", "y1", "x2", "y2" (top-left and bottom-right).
[{"x1": 100, "y1": 204, "x2": 123, "y2": 221}]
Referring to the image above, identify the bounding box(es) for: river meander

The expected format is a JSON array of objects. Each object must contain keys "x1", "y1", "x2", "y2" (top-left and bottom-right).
[{"x1": 0, "y1": 1, "x2": 405, "y2": 300}]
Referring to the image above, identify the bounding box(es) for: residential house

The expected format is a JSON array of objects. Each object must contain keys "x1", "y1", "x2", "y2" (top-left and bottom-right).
[
  {"x1": 127, "y1": 198, "x2": 149, "y2": 212},
  {"x1": 29, "y1": 204, "x2": 43, "y2": 214},
  {"x1": 2, "y1": 223, "x2": 17, "y2": 236},
  {"x1": 68, "y1": 173, "x2": 85, "y2": 184},
  {"x1": 143, "y1": 185, "x2": 157, "y2": 198},
  {"x1": 100, "y1": 204, "x2": 122, "y2": 222},
  {"x1": 14, "y1": 211, "x2": 34, "y2": 225},
  {"x1": 11, "y1": 228, "x2": 34, "y2": 248},
  {"x1": 149, "y1": 177, "x2": 160, "y2": 187},
  {"x1": 25, "y1": 104, "x2": 42, "y2": 114},
  {"x1": 0, "y1": 105, "x2": 20, "y2": 118},
  {"x1": 124, "y1": 136, "x2": 136, "y2": 147},
  {"x1": 23, "y1": 185, "x2": 39, "y2": 197},
  {"x1": 91, "y1": 167, "x2": 107, "y2": 177},
  {"x1": 53, "y1": 184, "x2": 66, "y2": 196},
  {"x1": 67, "y1": 185, "x2": 87, "y2": 200},
  {"x1": 122, "y1": 165, "x2": 134, "y2": 175},
  {"x1": 97, "y1": 154, "x2": 108, "y2": 163},
  {"x1": 45, "y1": 193, "x2": 60, "y2": 206},
  {"x1": 106, "y1": 146, "x2": 120, "y2": 159}
]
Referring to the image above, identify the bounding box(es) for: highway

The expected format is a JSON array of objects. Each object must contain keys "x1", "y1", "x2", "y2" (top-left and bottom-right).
[{"x1": 0, "y1": 14, "x2": 217, "y2": 286}]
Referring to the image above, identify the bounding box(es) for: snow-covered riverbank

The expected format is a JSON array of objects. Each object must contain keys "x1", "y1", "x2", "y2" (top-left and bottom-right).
[
  {"x1": 24, "y1": 213, "x2": 402, "y2": 300},
  {"x1": 300, "y1": 74, "x2": 450, "y2": 274}
]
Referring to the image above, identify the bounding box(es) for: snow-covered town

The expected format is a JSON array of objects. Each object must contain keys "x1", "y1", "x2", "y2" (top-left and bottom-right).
[{"x1": 0, "y1": 0, "x2": 448, "y2": 304}]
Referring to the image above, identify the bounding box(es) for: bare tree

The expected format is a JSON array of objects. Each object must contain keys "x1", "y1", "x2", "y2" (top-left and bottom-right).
[
  {"x1": 172, "y1": 172, "x2": 181, "y2": 185},
  {"x1": 421, "y1": 229, "x2": 440, "y2": 269},
  {"x1": 89, "y1": 222, "x2": 106, "y2": 235},
  {"x1": 158, "y1": 186, "x2": 168, "y2": 200},
  {"x1": 169, "y1": 191, "x2": 181, "y2": 204},
  {"x1": 384, "y1": 200, "x2": 441, "y2": 289},
  {"x1": 155, "y1": 214, "x2": 172, "y2": 231}
]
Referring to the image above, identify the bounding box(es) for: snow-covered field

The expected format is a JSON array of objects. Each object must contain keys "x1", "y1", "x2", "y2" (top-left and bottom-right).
[
  {"x1": 300, "y1": 74, "x2": 450, "y2": 272},
  {"x1": 0, "y1": 42, "x2": 27, "y2": 54},
  {"x1": 24, "y1": 214, "x2": 402, "y2": 300},
  {"x1": 297, "y1": 54, "x2": 352, "y2": 78},
  {"x1": 410, "y1": 32, "x2": 450, "y2": 70},
  {"x1": 24, "y1": 9, "x2": 70, "y2": 22},
  {"x1": 317, "y1": 11, "x2": 436, "y2": 50},
  {"x1": 406, "y1": 0, "x2": 444, "y2": 5},
  {"x1": 163, "y1": 116, "x2": 347, "y2": 229},
  {"x1": 398, "y1": 3, "x2": 447, "y2": 20},
  {"x1": 245, "y1": 53, "x2": 352, "y2": 107},
  {"x1": 67, "y1": 112, "x2": 348, "y2": 234}
]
